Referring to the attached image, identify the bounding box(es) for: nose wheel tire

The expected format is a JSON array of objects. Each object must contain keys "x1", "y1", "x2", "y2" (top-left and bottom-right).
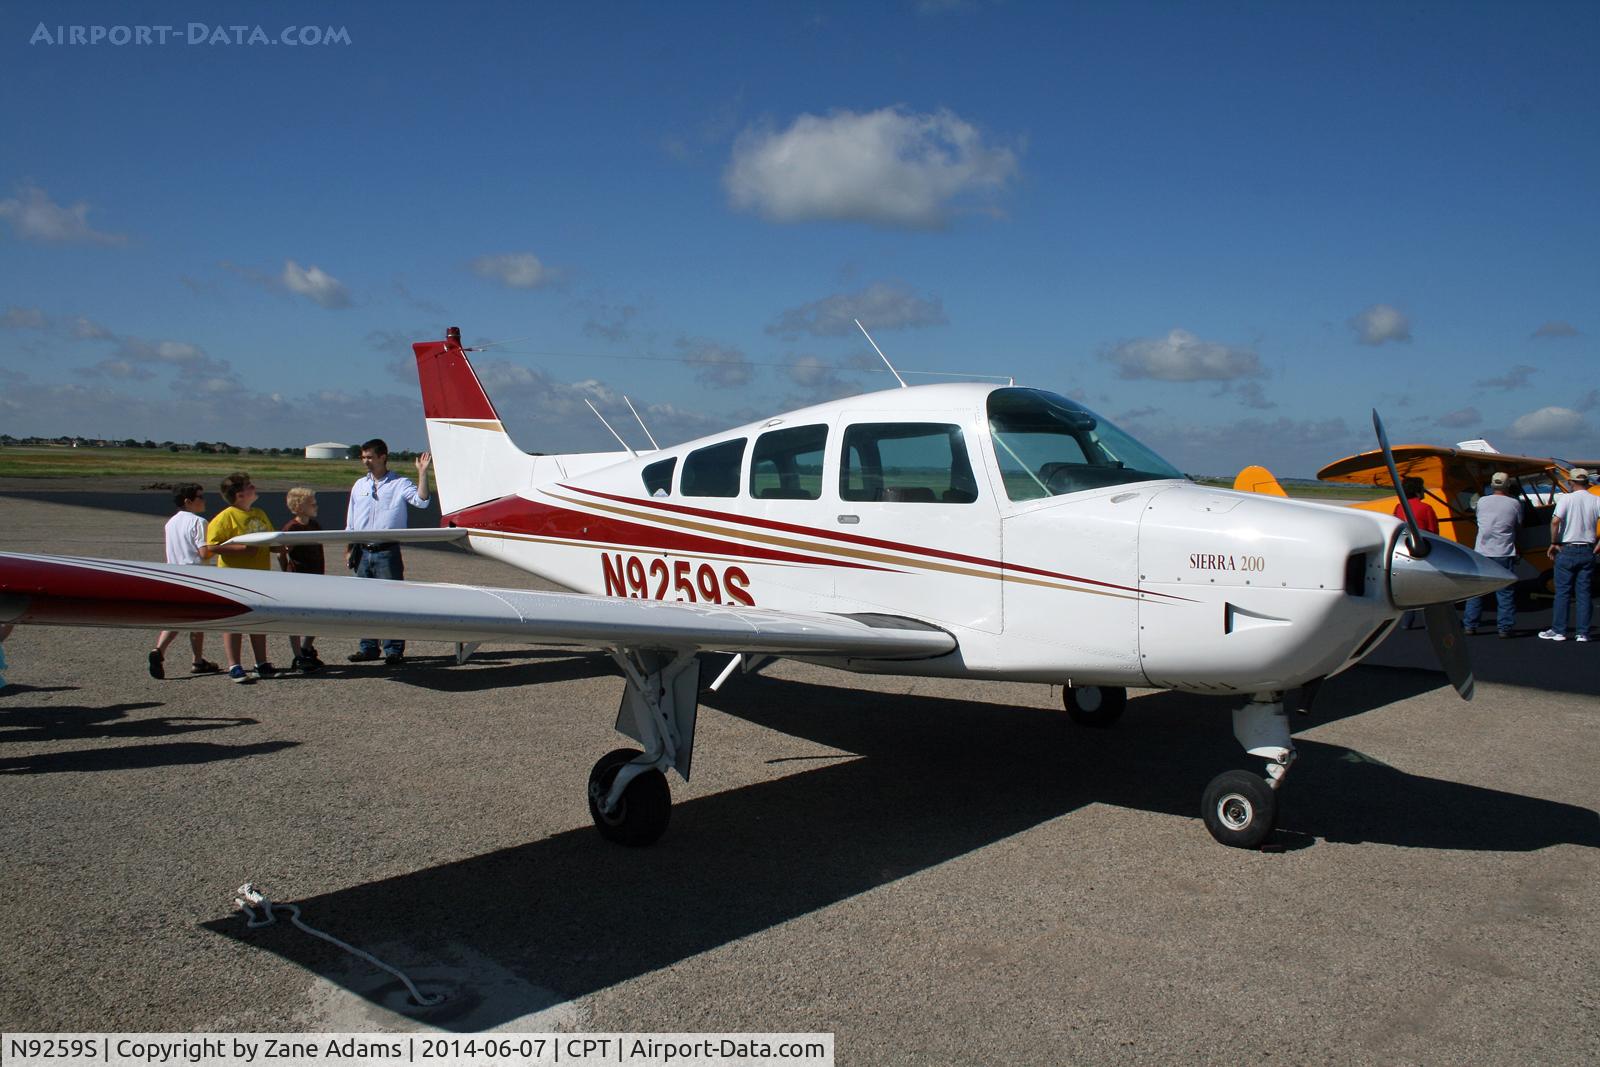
[
  {"x1": 1062, "y1": 685, "x2": 1127, "y2": 727},
  {"x1": 587, "y1": 747, "x2": 672, "y2": 847},
  {"x1": 1202, "y1": 770, "x2": 1277, "y2": 849}
]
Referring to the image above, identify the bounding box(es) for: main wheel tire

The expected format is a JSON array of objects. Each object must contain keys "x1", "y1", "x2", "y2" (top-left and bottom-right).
[
  {"x1": 1201, "y1": 770, "x2": 1277, "y2": 849},
  {"x1": 1062, "y1": 685, "x2": 1127, "y2": 727},
  {"x1": 587, "y1": 747, "x2": 672, "y2": 847}
]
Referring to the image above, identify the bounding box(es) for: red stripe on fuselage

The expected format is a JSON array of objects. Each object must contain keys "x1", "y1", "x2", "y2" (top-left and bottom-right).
[
  {"x1": 0, "y1": 555, "x2": 248, "y2": 626},
  {"x1": 446, "y1": 495, "x2": 893, "y2": 571},
  {"x1": 559, "y1": 484, "x2": 1170, "y2": 598}
]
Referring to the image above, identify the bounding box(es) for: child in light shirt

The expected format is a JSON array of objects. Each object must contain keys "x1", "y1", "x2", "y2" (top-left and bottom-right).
[{"x1": 148, "y1": 483, "x2": 220, "y2": 679}]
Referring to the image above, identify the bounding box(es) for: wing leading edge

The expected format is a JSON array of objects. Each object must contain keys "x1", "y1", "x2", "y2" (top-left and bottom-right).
[{"x1": 0, "y1": 552, "x2": 955, "y2": 660}]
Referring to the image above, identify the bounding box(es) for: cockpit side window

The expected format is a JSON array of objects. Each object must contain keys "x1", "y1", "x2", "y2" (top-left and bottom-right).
[
  {"x1": 840, "y1": 423, "x2": 977, "y2": 504},
  {"x1": 751, "y1": 424, "x2": 827, "y2": 500},
  {"x1": 681, "y1": 438, "x2": 746, "y2": 497},
  {"x1": 641, "y1": 457, "x2": 676, "y2": 498},
  {"x1": 987, "y1": 387, "x2": 1183, "y2": 500}
]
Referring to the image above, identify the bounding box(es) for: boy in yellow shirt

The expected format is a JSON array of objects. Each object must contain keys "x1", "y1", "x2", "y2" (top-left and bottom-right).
[{"x1": 206, "y1": 472, "x2": 276, "y2": 683}]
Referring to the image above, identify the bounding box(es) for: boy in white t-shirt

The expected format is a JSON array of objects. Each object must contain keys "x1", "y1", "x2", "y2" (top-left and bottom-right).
[{"x1": 148, "y1": 483, "x2": 221, "y2": 678}]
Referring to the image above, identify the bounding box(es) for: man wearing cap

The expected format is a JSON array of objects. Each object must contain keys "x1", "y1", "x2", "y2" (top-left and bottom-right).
[
  {"x1": 1539, "y1": 468, "x2": 1600, "y2": 642},
  {"x1": 1463, "y1": 472, "x2": 1523, "y2": 637},
  {"x1": 345, "y1": 439, "x2": 432, "y2": 665}
]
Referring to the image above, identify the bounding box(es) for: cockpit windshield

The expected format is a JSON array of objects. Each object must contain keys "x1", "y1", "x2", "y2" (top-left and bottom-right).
[{"x1": 986, "y1": 387, "x2": 1185, "y2": 500}]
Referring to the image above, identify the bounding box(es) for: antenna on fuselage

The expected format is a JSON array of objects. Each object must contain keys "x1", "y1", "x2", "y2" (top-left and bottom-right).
[
  {"x1": 855, "y1": 319, "x2": 907, "y2": 389},
  {"x1": 623, "y1": 395, "x2": 660, "y2": 451},
  {"x1": 585, "y1": 399, "x2": 638, "y2": 458}
]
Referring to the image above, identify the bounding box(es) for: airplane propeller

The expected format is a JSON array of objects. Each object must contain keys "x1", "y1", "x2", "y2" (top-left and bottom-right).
[
  {"x1": 1373, "y1": 409, "x2": 1506, "y2": 700},
  {"x1": 1372, "y1": 409, "x2": 1429, "y2": 558}
]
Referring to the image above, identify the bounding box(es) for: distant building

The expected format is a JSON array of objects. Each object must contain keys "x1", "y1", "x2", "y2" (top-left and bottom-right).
[{"x1": 304, "y1": 442, "x2": 351, "y2": 460}]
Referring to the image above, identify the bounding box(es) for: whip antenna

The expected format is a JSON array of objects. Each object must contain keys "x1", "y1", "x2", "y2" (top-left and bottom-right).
[
  {"x1": 585, "y1": 399, "x2": 638, "y2": 457},
  {"x1": 623, "y1": 395, "x2": 660, "y2": 451},
  {"x1": 855, "y1": 319, "x2": 907, "y2": 389}
]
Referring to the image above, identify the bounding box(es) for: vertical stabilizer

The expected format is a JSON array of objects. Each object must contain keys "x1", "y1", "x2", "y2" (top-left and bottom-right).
[
  {"x1": 1233, "y1": 464, "x2": 1289, "y2": 497},
  {"x1": 414, "y1": 327, "x2": 536, "y2": 514}
]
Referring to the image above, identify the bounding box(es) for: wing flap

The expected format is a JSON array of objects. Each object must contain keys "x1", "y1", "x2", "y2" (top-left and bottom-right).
[{"x1": 0, "y1": 552, "x2": 955, "y2": 660}]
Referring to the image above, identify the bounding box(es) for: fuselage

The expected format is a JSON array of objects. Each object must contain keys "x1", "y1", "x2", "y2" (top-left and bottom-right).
[{"x1": 429, "y1": 382, "x2": 1415, "y2": 694}]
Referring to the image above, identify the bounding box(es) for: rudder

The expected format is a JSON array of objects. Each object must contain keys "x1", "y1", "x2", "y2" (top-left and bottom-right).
[{"x1": 414, "y1": 327, "x2": 535, "y2": 514}]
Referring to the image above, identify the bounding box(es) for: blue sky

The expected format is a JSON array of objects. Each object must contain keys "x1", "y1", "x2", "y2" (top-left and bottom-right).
[{"x1": 2, "y1": 1, "x2": 1596, "y2": 476}]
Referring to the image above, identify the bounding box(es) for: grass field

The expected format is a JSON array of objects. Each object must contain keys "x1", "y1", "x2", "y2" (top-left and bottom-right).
[
  {"x1": 0, "y1": 446, "x2": 362, "y2": 487},
  {"x1": 0, "y1": 445, "x2": 1390, "y2": 499}
]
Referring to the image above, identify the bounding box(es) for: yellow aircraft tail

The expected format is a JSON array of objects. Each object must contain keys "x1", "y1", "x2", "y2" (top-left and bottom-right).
[{"x1": 1233, "y1": 464, "x2": 1289, "y2": 497}]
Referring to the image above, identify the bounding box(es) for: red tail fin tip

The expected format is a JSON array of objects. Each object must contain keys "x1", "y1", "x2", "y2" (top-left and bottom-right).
[{"x1": 414, "y1": 327, "x2": 498, "y2": 421}]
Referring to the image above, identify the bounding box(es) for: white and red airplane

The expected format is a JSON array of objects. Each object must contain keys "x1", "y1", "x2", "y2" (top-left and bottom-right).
[{"x1": 0, "y1": 327, "x2": 1512, "y2": 849}]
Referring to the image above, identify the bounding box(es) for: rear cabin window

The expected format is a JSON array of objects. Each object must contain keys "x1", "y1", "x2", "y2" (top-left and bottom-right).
[
  {"x1": 641, "y1": 457, "x2": 676, "y2": 497},
  {"x1": 750, "y1": 424, "x2": 827, "y2": 500},
  {"x1": 681, "y1": 438, "x2": 746, "y2": 497},
  {"x1": 840, "y1": 423, "x2": 978, "y2": 504}
]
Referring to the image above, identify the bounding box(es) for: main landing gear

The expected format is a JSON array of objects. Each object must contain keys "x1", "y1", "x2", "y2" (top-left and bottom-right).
[
  {"x1": 1200, "y1": 693, "x2": 1295, "y2": 849},
  {"x1": 585, "y1": 648, "x2": 701, "y2": 847}
]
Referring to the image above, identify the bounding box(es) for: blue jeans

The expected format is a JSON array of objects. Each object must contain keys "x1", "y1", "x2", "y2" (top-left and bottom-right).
[
  {"x1": 1462, "y1": 554, "x2": 1518, "y2": 634},
  {"x1": 1549, "y1": 544, "x2": 1595, "y2": 637},
  {"x1": 355, "y1": 546, "x2": 406, "y2": 656}
]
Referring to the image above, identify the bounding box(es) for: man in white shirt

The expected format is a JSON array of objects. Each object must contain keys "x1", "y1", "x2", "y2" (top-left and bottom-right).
[
  {"x1": 148, "y1": 483, "x2": 220, "y2": 678},
  {"x1": 345, "y1": 438, "x2": 432, "y2": 665},
  {"x1": 1462, "y1": 472, "x2": 1524, "y2": 638},
  {"x1": 1539, "y1": 468, "x2": 1600, "y2": 642}
]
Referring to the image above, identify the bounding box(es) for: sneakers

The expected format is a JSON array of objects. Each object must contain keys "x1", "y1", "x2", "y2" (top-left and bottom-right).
[
  {"x1": 229, "y1": 665, "x2": 253, "y2": 684},
  {"x1": 191, "y1": 659, "x2": 221, "y2": 674},
  {"x1": 293, "y1": 655, "x2": 323, "y2": 673},
  {"x1": 384, "y1": 652, "x2": 404, "y2": 667},
  {"x1": 347, "y1": 648, "x2": 382, "y2": 662},
  {"x1": 1463, "y1": 626, "x2": 1479, "y2": 636},
  {"x1": 1578, "y1": 634, "x2": 1591, "y2": 643},
  {"x1": 1538, "y1": 629, "x2": 1567, "y2": 642},
  {"x1": 1497, "y1": 631, "x2": 1513, "y2": 639},
  {"x1": 147, "y1": 651, "x2": 164, "y2": 680},
  {"x1": 254, "y1": 662, "x2": 276, "y2": 680}
]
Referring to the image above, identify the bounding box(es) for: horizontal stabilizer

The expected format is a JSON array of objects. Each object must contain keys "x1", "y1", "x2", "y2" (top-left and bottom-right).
[{"x1": 225, "y1": 528, "x2": 469, "y2": 547}]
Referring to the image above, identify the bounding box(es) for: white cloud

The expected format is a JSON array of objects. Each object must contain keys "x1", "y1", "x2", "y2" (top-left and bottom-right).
[
  {"x1": 767, "y1": 282, "x2": 947, "y2": 338},
  {"x1": 282, "y1": 260, "x2": 352, "y2": 309},
  {"x1": 1532, "y1": 320, "x2": 1579, "y2": 339},
  {"x1": 677, "y1": 338, "x2": 752, "y2": 388},
  {"x1": 1102, "y1": 329, "x2": 1263, "y2": 382},
  {"x1": 1509, "y1": 406, "x2": 1588, "y2": 441},
  {"x1": 1434, "y1": 406, "x2": 1480, "y2": 429},
  {"x1": 470, "y1": 252, "x2": 556, "y2": 290},
  {"x1": 2, "y1": 306, "x2": 49, "y2": 329},
  {"x1": 1349, "y1": 304, "x2": 1412, "y2": 346},
  {"x1": 1233, "y1": 381, "x2": 1276, "y2": 410},
  {"x1": 1472, "y1": 364, "x2": 1536, "y2": 391},
  {"x1": 70, "y1": 316, "x2": 114, "y2": 340},
  {"x1": 0, "y1": 184, "x2": 126, "y2": 245},
  {"x1": 725, "y1": 106, "x2": 1018, "y2": 229}
]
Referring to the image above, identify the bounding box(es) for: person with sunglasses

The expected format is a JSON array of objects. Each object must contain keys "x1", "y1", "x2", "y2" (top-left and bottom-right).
[{"x1": 344, "y1": 438, "x2": 432, "y2": 665}]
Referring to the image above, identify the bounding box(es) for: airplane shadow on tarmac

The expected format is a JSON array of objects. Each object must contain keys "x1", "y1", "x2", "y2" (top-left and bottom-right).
[{"x1": 203, "y1": 663, "x2": 1599, "y2": 1030}]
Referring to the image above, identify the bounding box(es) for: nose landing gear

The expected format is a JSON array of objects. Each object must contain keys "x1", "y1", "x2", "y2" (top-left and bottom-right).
[{"x1": 1201, "y1": 693, "x2": 1295, "y2": 849}]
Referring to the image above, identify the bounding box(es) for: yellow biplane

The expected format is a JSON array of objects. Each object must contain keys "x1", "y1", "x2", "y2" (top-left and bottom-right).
[{"x1": 1236, "y1": 444, "x2": 1600, "y2": 599}]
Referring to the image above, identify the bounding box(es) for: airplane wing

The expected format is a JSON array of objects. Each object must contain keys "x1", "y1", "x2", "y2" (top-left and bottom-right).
[
  {"x1": 0, "y1": 552, "x2": 954, "y2": 661},
  {"x1": 225, "y1": 528, "x2": 469, "y2": 547}
]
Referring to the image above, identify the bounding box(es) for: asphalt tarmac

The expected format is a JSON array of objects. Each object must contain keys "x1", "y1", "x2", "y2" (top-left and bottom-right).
[{"x1": 1, "y1": 491, "x2": 1596, "y2": 1063}]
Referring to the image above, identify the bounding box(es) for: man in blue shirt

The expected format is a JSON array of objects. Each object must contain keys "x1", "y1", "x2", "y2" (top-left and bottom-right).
[{"x1": 345, "y1": 438, "x2": 433, "y2": 665}]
